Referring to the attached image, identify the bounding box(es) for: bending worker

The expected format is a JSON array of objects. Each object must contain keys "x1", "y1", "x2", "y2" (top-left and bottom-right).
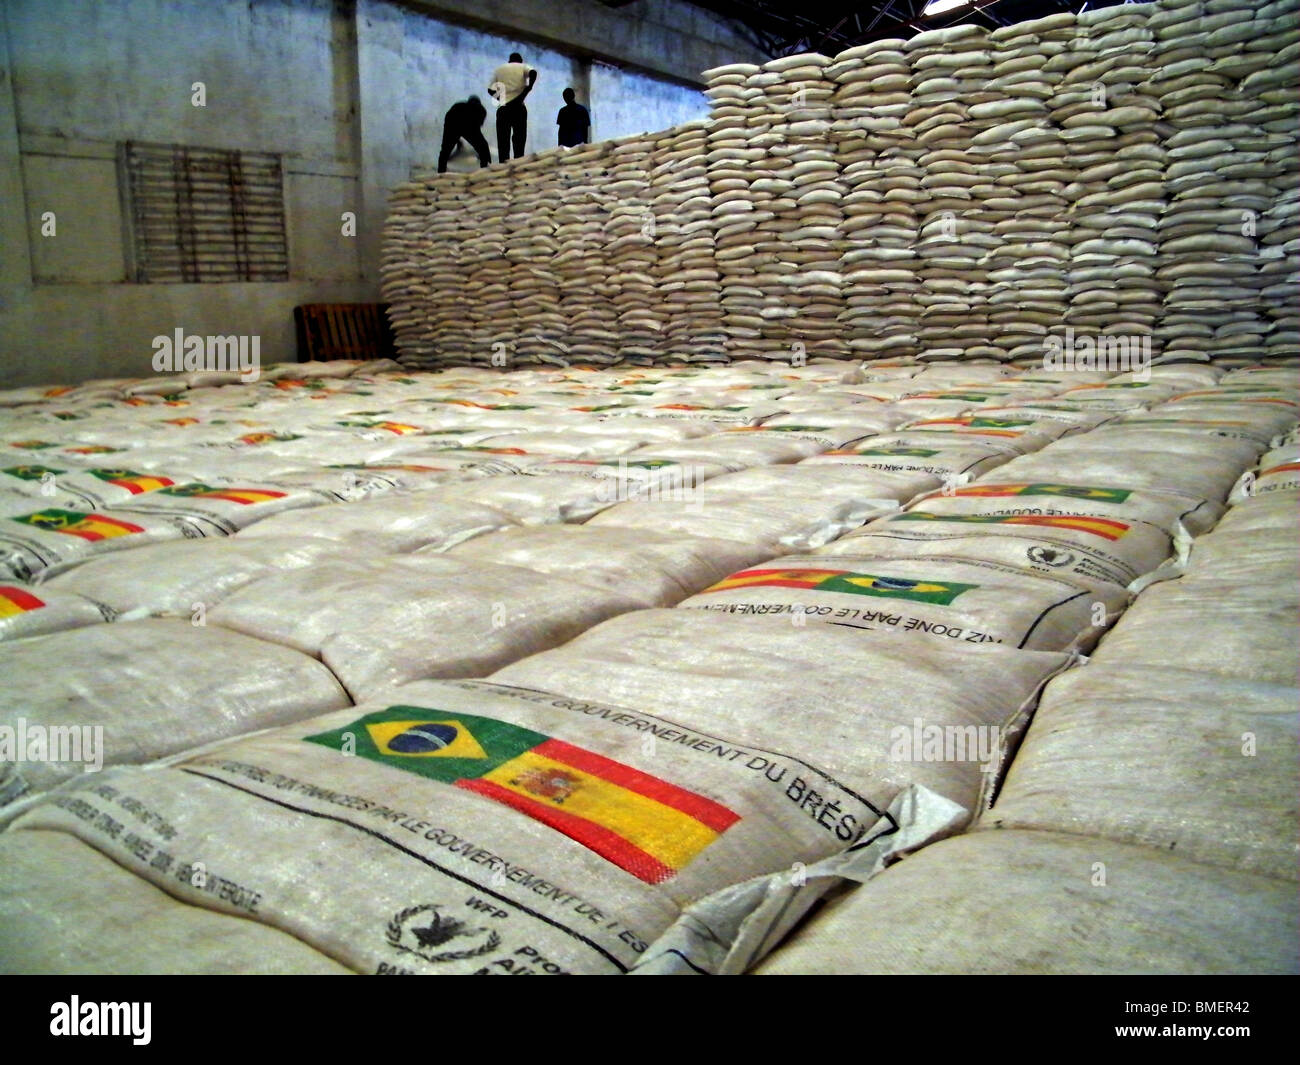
[
  {"x1": 489, "y1": 52, "x2": 537, "y2": 163},
  {"x1": 436, "y1": 95, "x2": 490, "y2": 173}
]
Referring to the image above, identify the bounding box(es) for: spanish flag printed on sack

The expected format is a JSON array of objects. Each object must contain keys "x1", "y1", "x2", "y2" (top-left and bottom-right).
[
  {"x1": 892, "y1": 511, "x2": 1131, "y2": 541},
  {"x1": 703, "y1": 567, "x2": 976, "y2": 605},
  {"x1": 159, "y1": 484, "x2": 286, "y2": 505},
  {"x1": 0, "y1": 585, "x2": 45, "y2": 617},
  {"x1": 11, "y1": 508, "x2": 144, "y2": 541},
  {"x1": 87, "y1": 469, "x2": 175, "y2": 494},
  {"x1": 306, "y1": 708, "x2": 740, "y2": 885},
  {"x1": 943, "y1": 482, "x2": 1132, "y2": 503}
]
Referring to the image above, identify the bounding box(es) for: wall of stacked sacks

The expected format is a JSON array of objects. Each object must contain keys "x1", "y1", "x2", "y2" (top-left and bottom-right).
[
  {"x1": 0, "y1": 354, "x2": 1294, "y2": 973},
  {"x1": 382, "y1": 0, "x2": 1300, "y2": 370}
]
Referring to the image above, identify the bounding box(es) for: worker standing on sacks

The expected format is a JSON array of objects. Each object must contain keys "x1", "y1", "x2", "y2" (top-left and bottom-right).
[
  {"x1": 489, "y1": 52, "x2": 537, "y2": 163},
  {"x1": 556, "y1": 87, "x2": 591, "y2": 147}
]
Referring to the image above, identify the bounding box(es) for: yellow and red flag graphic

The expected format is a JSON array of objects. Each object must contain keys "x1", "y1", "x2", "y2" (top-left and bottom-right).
[
  {"x1": 306, "y1": 709, "x2": 740, "y2": 885},
  {"x1": 908, "y1": 417, "x2": 1032, "y2": 437},
  {"x1": 160, "y1": 484, "x2": 286, "y2": 505},
  {"x1": 12, "y1": 508, "x2": 144, "y2": 541},
  {"x1": 893, "y1": 511, "x2": 1131, "y2": 541},
  {"x1": 88, "y1": 469, "x2": 175, "y2": 495},
  {"x1": 0, "y1": 585, "x2": 45, "y2": 617}
]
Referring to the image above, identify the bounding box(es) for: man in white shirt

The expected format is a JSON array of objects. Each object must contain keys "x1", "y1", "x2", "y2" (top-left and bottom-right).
[{"x1": 489, "y1": 52, "x2": 537, "y2": 164}]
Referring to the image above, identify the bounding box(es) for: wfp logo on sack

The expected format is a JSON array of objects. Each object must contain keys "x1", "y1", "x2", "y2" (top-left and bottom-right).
[{"x1": 152, "y1": 327, "x2": 260, "y2": 382}]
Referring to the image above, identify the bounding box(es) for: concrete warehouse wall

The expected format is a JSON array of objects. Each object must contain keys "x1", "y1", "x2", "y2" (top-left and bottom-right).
[{"x1": 0, "y1": 0, "x2": 740, "y2": 388}]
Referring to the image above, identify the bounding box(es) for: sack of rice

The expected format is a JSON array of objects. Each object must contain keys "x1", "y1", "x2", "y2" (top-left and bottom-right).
[
  {"x1": 602, "y1": 402, "x2": 786, "y2": 427},
  {"x1": 3, "y1": 676, "x2": 966, "y2": 975},
  {"x1": 40, "y1": 535, "x2": 360, "y2": 618},
  {"x1": 763, "y1": 408, "x2": 906, "y2": 435},
  {"x1": 446, "y1": 525, "x2": 768, "y2": 607},
  {"x1": 522, "y1": 457, "x2": 733, "y2": 500},
  {"x1": 697, "y1": 464, "x2": 920, "y2": 510},
  {"x1": 678, "y1": 553, "x2": 1124, "y2": 653},
  {"x1": 235, "y1": 494, "x2": 515, "y2": 554},
  {"x1": 493, "y1": 608, "x2": 1070, "y2": 819},
  {"x1": 982, "y1": 663, "x2": 1299, "y2": 882},
  {"x1": 821, "y1": 510, "x2": 1173, "y2": 589},
  {"x1": 894, "y1": 416, "x2": 1060, "y2": 453},
  {"x1": 1043, "y1": 428, "x2": 1264, "y2": 470},
  {"x1": 974, "y1": 404, "x2": 1114, "y2": 430},
  {"x1": 800, "y1": 437, "x2": 1016, "y2": 483},
  {"x1": 1237, "y1": 443, "x2": 1300, "y2": 500},
  {"x1": 1183, "y1": 523, "x2": 1300, "y2": 585},
  {"x1": 0, "y1": 618, "x2": 350, "y2": 806},
  {"x1": 1089, "y1": 577, "x2": 1300, "y2": 686},
  {"x1": 626, "y1": 424, "x2": 870, "y2": 467},
  {"x1": 1216, "y1": 493, "x2": 1300, "y2": 536},
  {"x1": 586, "y1": 489, "x2": 894, "y2": 553},
  {"x1": 473, "y1": 431, "x2": 647, "y2": 459},
  {"x1": 910, "y1": 479, "x2": 1223, "y2": 535},
  {"x1": 0, "y1": 463, "x2": 197, "y2": 510},
  {"x1": 1158, "y1": 397, "x2": 1299, "y2": 440},
  {"x1": 0, "y1": 504, "x2": 187, "y2": 582},
  {"x1": 1117, "y1": 413, "x2": 1286, "y2": 448},
  {"x1": 208, "y1": 554, "x2": 646, "y2": 699},
  {"x1": 0, "y1": 581, "x2": 114, "y2": 641},
  {"x1": 109, "y1": 479, "x2": 335, "y2": 536},
  {"x1": 753, "y1": 829, "x2": 1298, "y2": 974},
  {"x1": 420, "y1": 474, "x2": 624, "y2": 525},
  {"x1": 0, "y1": 830, "x2": 351, "y2": 974}
]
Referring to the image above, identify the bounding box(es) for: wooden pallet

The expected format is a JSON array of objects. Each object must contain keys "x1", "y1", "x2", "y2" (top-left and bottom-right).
[{"x1": 294, "y1": 303, "x2": 395, "y2": 362}]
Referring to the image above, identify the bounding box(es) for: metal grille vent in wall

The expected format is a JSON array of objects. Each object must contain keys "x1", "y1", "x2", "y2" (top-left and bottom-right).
[{"x1": 122, "y1": 141, "x2": 289, "y2": 283}]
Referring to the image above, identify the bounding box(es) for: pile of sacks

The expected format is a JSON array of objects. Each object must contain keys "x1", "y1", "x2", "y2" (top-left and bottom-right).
[
  {"x1": 981, "y1": 15, "x2": 1072, "y2": 367},
  {"x1": 905, "y1": 24, "x2": 1000, "y2": 361},
  {"x1": 826, "y1": 39, "x2": 922, "y2": 360},
  {"x1": 1054, "y1": 5, "x2": 1165, "y2": 360},
  {"x1": 381, "y1": 175, "x2": 474, "y2": 367},
  {"x1": 603, "y1": 135, "x2": 663, "y2": 362},
  {"x1": 703, "y1": 52, "x2": 849, "y2": 361},
  {"x1": 1150, "y1": 0, "x2": 1298, "y2": 365},
  {"x1": 547, "y1": 143, "x2": 617, "y2": 365},
  {"x1": 648, "y1": 121, "x2": 727, "y2": 361},
  {"x1": 380, "y1": 0, "x2": 1300, "y2": 372},
  {"x1": 503, "y1": 152, "x2": 566, "y2": 365},
  {"x1": 754, "y1": 360, "x2": 1299, "y2": 975}
]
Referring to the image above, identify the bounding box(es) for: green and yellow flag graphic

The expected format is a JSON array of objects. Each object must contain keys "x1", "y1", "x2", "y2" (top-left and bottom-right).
[
  {"x1": 306, "y1": 707, "x2": 740, "y2": 885},
  {"x1": 704, "y1": 567, "x2": 977, "y2": 604}
]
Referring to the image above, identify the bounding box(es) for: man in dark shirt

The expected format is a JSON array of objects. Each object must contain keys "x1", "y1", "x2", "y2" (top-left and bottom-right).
[
  {"x1": 556, "y1": 88, "x2": 591, "y2": 148},
  {"x1": 437, "y1": 95, "x2": 490, "y2": 173}
]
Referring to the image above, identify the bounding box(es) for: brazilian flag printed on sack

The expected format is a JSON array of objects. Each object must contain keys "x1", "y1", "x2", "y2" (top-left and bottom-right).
[
  {"x1": 306, "y1": 707, "x2": 740, "y2": 886},
  {"x1": 703, "y1": 567, "x2": 977, "y2": 605}
]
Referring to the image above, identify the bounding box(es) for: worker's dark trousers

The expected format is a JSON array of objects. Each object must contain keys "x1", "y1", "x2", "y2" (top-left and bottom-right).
[
  {"x1": 437, "y1": 126, "x2": 490, "y2": 173},
  {"x1": 497, "y1": 100, "x2": 527, "y2": 163}
]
